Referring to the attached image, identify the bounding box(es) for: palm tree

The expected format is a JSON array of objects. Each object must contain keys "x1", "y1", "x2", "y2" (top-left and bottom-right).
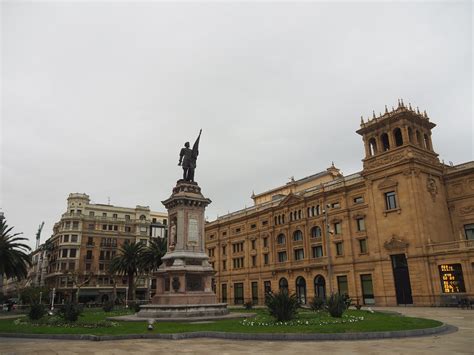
[
  {"x1": 141, "y1": 237, "x2": 167, "y2": 273},
  {"x1": 141, "y1": 237, "x2": 167, "y2": 300},
  {"x1": 0, "y1": 218, "x2": 32, "y2": 292},
  {"x1": 110, "y1": 242, "x2": 144, "y2": 301}
]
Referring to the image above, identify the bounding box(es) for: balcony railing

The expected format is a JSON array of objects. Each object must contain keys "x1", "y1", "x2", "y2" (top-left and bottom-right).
[
  {"x1": 426, "y1": 239, "x2": 474, "y2": 253},
  {"x1": 100, "y1": 242, "x2": 117, "y2": 248}
]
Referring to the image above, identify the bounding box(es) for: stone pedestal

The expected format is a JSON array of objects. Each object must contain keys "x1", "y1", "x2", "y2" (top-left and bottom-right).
[{"x1": 138, "y1": 180, "x2": 228, "y2": 318}]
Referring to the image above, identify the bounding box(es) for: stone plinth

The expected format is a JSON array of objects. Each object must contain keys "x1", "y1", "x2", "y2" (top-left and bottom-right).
[{"x1": 138, "y1": 180, "x2": 228, "y2": 318}]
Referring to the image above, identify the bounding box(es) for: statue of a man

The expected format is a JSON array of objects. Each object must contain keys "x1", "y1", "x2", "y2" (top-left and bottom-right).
[{"x1": 178, "y1": 129, "x2": 202, "y2": 182}]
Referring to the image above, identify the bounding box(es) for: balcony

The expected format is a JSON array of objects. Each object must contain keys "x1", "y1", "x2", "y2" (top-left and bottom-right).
[
  {"x1": 100, "y1": 242, "x2": 117, "y2": 248},
  {"x1": 86, "y1": 242, "x2": 95, "y2": 247},
  {"x1": 84, "y1": 256, "x2": 94, "y2": 262}
]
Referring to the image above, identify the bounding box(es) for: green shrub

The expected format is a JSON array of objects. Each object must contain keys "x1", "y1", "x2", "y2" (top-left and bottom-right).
[
  {"x1": 325, "y1": 293, "x2": 347, "y2": 318},
  {"x1": 128, "y1": 302, "x2": 141, "y2": 313},
  {"x1": 309, "y1": 297, "x2": 325, "y2": 311},
  {"x1": 102, "y1": 301, "x2": 114, "y2": 312},
  {"x1": 243, "y1": 301, "x2": 253, "y2": 310},
  {"x1": 28, "y1": 303, "x2": 46, "y2": 320},
  {"x1": 59, "y1": 302, "x2": 83, "y2": 322},
  {"x1": 265, "y1": 290, "x2": 300, "y2": 321}
]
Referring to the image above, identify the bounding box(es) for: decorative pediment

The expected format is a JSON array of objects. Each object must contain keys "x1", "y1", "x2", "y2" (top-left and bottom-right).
[
  {"x1": 378, "y1": 177, "x2": 398, "y2": 190},
  {"x1": 384, "y1": 235, "x2": 409, "y2": 250},
  {"x1": 460, "y1": 205, "x2": 474, "y2": 215},
  {"x1": 278, "y1": 193, "x2": 304, "y2": 206}
]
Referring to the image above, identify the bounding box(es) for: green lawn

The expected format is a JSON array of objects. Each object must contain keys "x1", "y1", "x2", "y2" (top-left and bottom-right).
[{"x1": 0, "y1": 308, "x2": 442, "y2": 336}]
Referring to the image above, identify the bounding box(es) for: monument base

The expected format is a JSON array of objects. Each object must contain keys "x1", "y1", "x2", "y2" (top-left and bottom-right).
[
  {"x1": 137, "y1": 302, "x2": 229, "y2": 318},
  {"x1": 151, "y1": 291, "x2": 218, "y2": 305}
]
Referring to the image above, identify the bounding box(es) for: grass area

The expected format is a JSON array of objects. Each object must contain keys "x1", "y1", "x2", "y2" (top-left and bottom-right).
[{"x1": 0, "y1": 308, "x2": 442, "y2": 336}]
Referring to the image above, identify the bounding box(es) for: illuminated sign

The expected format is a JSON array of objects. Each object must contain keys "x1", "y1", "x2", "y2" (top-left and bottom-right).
[{"x1": 438, "y1": 264, "x2": 466, "y2": 293}]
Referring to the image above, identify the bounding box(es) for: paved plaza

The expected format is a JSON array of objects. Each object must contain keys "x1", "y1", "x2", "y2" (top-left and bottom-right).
[{"x1": 0, "y1": 307, "x2": 473, "y2": 355}]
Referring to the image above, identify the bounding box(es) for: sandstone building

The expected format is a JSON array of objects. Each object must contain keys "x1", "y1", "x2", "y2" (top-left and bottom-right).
[
  {"x1": 204, "y1": 101, "x2": 474, "y2": 306},
  {"x1": 43, "y1": 193, "x2": 167, "y2": 303}
]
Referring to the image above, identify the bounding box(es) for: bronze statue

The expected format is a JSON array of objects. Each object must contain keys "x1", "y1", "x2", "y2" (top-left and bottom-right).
[{"x1": 178, "y1": 129, "x2": 202, "y2": 182}]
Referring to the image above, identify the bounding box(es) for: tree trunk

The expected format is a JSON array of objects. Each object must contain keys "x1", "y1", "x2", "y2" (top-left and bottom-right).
[
  {"x1": 111, "y1": 278, "x2": 117, "y2": 303},
  {"x1": 128, "y1": 273, "x2": 134, "y2": 301},
  {"x1": 75, "y1": 287, "x2": 80, "y2": 303}
]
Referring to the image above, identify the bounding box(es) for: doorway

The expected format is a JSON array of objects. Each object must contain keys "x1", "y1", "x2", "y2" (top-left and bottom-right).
[{"x1": 391, "y1": 254, "x2": 413, "y2": 305}]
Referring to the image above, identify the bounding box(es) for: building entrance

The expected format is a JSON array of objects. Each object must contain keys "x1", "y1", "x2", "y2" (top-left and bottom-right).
[{"x1": 391, "y1": 254, "x2": 413, "y2": 305}]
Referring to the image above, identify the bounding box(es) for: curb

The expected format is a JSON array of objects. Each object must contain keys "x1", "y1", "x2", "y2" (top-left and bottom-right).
[{"x1": 0, "y1": 323, "x2": 455, "y2": 342}]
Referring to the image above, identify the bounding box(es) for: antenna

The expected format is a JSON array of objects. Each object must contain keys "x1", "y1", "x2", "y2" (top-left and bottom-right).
[{"x1": 107, "y1": 196, "x2": 111, "y2": 205}]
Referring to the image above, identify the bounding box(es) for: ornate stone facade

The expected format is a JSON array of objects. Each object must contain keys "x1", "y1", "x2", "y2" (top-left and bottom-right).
[{"x1": 205, "y1": 102, "x2": 474, "y2": 307}]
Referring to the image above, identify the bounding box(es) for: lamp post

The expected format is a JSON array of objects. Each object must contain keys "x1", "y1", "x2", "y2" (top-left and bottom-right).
[
  {"x1": 51, "y1": 288, "x2": 56, "y2": 311},
  {"x1": 125, "y1": 286, "x2": 129, "y2": 308},
  {"x1": 324, "y1": 205, "x2": 334, "y2": 295}
]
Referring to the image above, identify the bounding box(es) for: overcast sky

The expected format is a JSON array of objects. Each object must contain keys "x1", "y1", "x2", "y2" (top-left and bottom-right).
[{"x1": 1, "y1": 1, "x2": 472, "y2": 249}]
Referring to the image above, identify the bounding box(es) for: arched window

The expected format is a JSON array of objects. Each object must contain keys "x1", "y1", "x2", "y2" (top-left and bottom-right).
[
  {"x1": 277, "y1": 234, "x2": 286, "y2": 245},
  {"x1": 290, "y1": 212, "x2": 293, "y2": 221},
  {"x1": 307, "y1": 207, "x2": 311, "y2": 217},
  {"x1": 298, "y1": 210, "x2": 302, "y2": 219},
  {"x1": 282, "y1": 214, "x2": 285, "y2": 224},
  {"x1": 381, "y1": 133, "x2": 390, "y2": 151},
  {"x1": 424, "y1": 134, "x2": 431, "y2": 150},
  {"x1": 393, "y1": 128, "x2": 403, "y2": 147},
  {"x1": 408, "y1": 127, "x2": 413, "y2": 143},
  {"x1": 314, "y1": 275, "x2": 326, "y2": 299},
  {"x1": 368, "y1": 137, "x2": 377, "y2": 156},
  {"x1": 279, "y1": 277, "x2": 289, "y2": 292},
  {"x1": 296, "y1": 276, "x2": 307, "y2": 304},
  {"x1": 278, "y1": 215, "x2": 281, "y2": 225},
  {"x1": 274, "y1": 216, "x2": 278, "y2": 225},
  {"x1": 316, "y1": 205, "x2": 320, "y2": 215},
  {"x1": 311, "y1": 226, "x2": 322, "y2": 238},
  {"x1": 311, "y1": 206, "x2": 315, "y2": 217},
  {"x1": 293, "y1": 230, "x2": 303, "y2": 242},
  {"x1": 139, "y1": 215, "x2": 146, "y2": 220}
]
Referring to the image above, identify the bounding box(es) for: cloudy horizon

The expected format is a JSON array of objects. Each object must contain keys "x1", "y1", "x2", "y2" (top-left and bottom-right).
[{"x1": 1, "y1": 1, "x2": 472, "y2": 249}]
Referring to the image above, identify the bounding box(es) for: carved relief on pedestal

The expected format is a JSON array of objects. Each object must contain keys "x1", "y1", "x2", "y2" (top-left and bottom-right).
[{"x1": 383, "y1": 235, "x2": 409, "y2": 251}]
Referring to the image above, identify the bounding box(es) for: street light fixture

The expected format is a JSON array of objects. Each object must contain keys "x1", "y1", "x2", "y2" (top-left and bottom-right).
[{"x1": 323, "y1": 204, "x2": 334, "y2": 295}]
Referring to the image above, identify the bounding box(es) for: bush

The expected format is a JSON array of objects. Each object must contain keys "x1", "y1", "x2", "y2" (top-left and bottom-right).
[
  {"x1": 20, "y1": 286, "x2": 49, "y2": 305},
  {"x1": 310, "y1": 297, "x2": 325, "y2": 311},
  {"x1": 265, "y1": 290, "x2": 300, "y2": 322},
  {"x1": 28, "y1": 303, "x2": 46, "y2": 320},
  {"x1": 325, "y1": 293, "x2": 347, "y2": 318},
  {"x1": 243, "y1": 301, "x2": 253, "y2": 310},
  {"x1": 102, "y1": 301, "x2": 114, "y2": 312},
  {"x1": 128, "y1": 302, "x2": 141, "y2": 313},
  {"x1": 59, "y1": 302, "x2": 83, "y2": 322}
]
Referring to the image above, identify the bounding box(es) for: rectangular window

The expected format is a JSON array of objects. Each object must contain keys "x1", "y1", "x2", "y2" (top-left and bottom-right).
[
  {"x1": 68, "y1": 262, "x2": 75, "y2": 271},
  {"x1": 312, "y1": 245, "x2": 323, "y2": 258},
  {"x1": 61, "y1": 262, "x2": 66, "y2": 271},
  {"x1": 87, "y1": 237, "x2": 93, "y2": 246},
  {"x1": 335, "y1": 242, "x2": 344, "y2": 256},
  {"x1": 108, "y1": 225, "x2": 113, "y2": 231},
  {"x1": 89, "y1": 211, "x2": 95, "y2": 217},
  {"x1": 464, "y1": 224, "x2": 474, "y2": 240},
  {"x1": 264, "y1": 253, "x2": 269, "y2": 265},
  {"x1": 102, "y1": 213, "x2": 107, "y2": 217},
  {"x1": 360, "y1": 274, "x2": 375, "y2": 305},
  {"x1": 385, "y1": 191, "x2": 397, "y2": 210},
  {"x1": 113, "y1": 213, "x2": 118, "y2": 219},
  {"x1": 88, "y1": 223, "x2": 95, "y2": 230},
  {"x1": 337, "y1": 275, "x2": 348, "y2": 296},
  {"x1": 359, "y1": 239, "x2": 368, "y2": 254},
  {"x1": 222, "y1": 245, "x2": 226, "y2": 255},
  {"x1": 86, "y1": 250, "x2": 93, "y2": 259},
  {"x1": 222, "y1": 260, "x2": 226, "y2": 270},
  {"x1": 263, "y1": 237, "x2": 268, "y2": 247},
  {"x1": 72, "y1": 221, "x2": 79, "y2": 229},
  {"x1": 251, "y1": 223, "x2": 256, "y2": 229},
  {"x1": 264, "y1": 281, "x2": 272, "y2": 295},
  {"x1": 63, "y1": 235, "x2": 69, "y2": 243},
  {"x1": 77, "y1": 210, "x2": 82, "y2": 214},
  {"x1": 251, "y1": 281, "x2": 258, "y2": 304},
  {"x1": 278, "y1": 251, "x2": 287, "y2": 262},
  {"x1": 251, "y1": 240, "x2": 256, "y2": 250},
  {"x1": 125, "y1": 215, "x2": 130, "y2": 220},
  {"x1": 234, "y1": 283, "x2": 244, "y2": 305},
  {"x1": 221, "y1": 284, "x2": 227, "y2": 303},
  {"x1": 113, "y1": 225, "x2": 118, "y2": 231},
  {"x1": 65, "y1": 221, "x2": 71, "y2": 229},
  {"x1": 99, "y1": 263, "x2": 104, "y2": 271},
  {"x1": 353, "y1": 196, "x2": 364, "y2": 204},
  {"x1": 69, "y1": 249, "x2": 77, "y2": 258},
  {"x1": 262, "y1": 220, "x2": 268, "y2": 226},
  {"x1": 100, "y1": 250, "x2": 105, "y2": 260},
  {"x1": 85, "y1": 263, "x2": 91, "y2": 271},
  {"x1": 71, "y1": 235, "x2": 78, "y2": 242},
  {"x1": 102, "y1": 224, "x2": 107, "y2": 230},
  {"x1": 125, "y1": 226, "x2": 131, "y2": 233},
  {"x1": 294, "y1": 248, "x2": 304, "y2": 260},
  {"x1": 252, "y1": 255, "x2": 257, "y2": 267},
  {"x1": 356, "y1": 218, "x2": 366, "y2": 232},
  {"x1": 334, "y1": 222, "x2": 342, "y2": 235},
  {"x1": 331, "y1": 202, "x2": 340, "y2": 208},
  {"x1": 62, "y1": 249, "x2": 68, "y2": 258},
  {"x1": 439, "y1": 264, "x2": 466, "y2": 293}
]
